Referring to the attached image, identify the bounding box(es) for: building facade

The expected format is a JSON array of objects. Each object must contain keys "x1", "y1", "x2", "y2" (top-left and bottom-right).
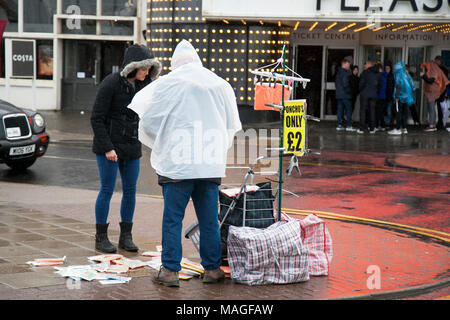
[
  {"x1": 1, "y1": 0, "x2": 449, "y2": 124},
  {"x1": 0, "y1": 0, "x2": 147, "y2": 111}
]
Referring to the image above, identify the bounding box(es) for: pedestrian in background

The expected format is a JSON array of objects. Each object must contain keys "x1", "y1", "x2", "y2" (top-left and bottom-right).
[
  {"x1": 376, "y1": 63, "x2": 387, "y2": 131},
  {"x1": 335, "y1": 59, "x2": 356, "y2": 131},
  {"x1": 349, "y1": 65, "x2": 360, "y2": 124},
  {"x1": 358, "y1": 60, "x2": 381, "y2": 134},
  {"x1": 388, "y1": 62, "x2": 416, "y2": 135},
  {"x1": 129, "y1": 40, "x2": 242, "y2": 287},
  {"x1": 91, "y1": 44, "x2": 162, "y2": 253},
  {"x1": 434, "y1": 56, "x2": 449, "y2": 130},
  {"x1": 405, "y1": 64, "x2": 421, "y2": 126},
  {"x1": 420, "y1": 57, "x2": 450, "y2": 132},
  {"x1": 385, "y1": 64, "x2": 395, "y2": 128},
  {"x1": 440, "y1": 83, "x2": 450, "y2": 131}
]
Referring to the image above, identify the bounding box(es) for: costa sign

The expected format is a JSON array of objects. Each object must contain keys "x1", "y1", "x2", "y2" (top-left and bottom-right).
[{"x1": 11, "y1": 40, "x2": 35, "y2": 78}]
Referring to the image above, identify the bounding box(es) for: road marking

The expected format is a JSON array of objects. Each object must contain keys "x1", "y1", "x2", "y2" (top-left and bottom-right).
[
  {"x1": 299, "y1": 161, "x2": 448, "y2": 176},
  {"x1": 43, "y1": 155, "x2": 96, "y2": 162},
  {"x1": 283, "y1": 208, "x2": 450, "y2": 242},
  {"x1": 135, "y1": 191, "x2": 450, "y2": 242}
]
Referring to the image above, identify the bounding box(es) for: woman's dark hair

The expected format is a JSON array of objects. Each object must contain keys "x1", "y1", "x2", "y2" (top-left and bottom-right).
[{"x1": 126, "y1": 69, "x2": 138, "y2": 79}]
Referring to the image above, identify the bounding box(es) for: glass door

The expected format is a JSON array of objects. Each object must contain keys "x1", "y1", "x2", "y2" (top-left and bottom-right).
[
  {"x1": 407, "y1": 47, "x2": 425, "y2": 122},
  {"x1": 324, "y1": 48, "x2": 355, "y2": 119},
  {"x1": 296, "y1": 45, "x2": 323, "y2": 118},
  {"x1": 383, "y1": 47, "x2": 403, "y2": 67}
]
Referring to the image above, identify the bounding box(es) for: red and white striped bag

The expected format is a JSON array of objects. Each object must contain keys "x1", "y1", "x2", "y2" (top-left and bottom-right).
[{"x1": 299, "y1": 214, "x2": 333, "y2": 276}]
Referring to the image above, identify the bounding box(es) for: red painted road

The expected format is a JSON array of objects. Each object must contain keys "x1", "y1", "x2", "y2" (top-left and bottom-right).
[{"x1": 281, "y1": 149, "x2": 450, "y2": 234}]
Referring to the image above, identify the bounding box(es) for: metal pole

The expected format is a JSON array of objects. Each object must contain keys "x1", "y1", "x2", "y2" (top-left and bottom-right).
[{"x1": 278, "y1": 45, "x2": 286, "y2": 222}]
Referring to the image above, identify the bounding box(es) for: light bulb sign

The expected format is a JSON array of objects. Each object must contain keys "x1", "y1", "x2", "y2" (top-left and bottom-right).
[
  {"x1": 11, "y1": 40, "x2": 35, "y2": 78},
  {"x1": 283, "y1": 100, "x2": 307, "y2": 157}
]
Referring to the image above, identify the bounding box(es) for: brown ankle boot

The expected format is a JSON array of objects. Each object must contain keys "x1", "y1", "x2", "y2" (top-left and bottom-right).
[
  {"x1": 202, "y1": 268, "x2": 225, "y2": 284},
  {"x1": 153, "y1": 266, "x2": 179, "y2": 287}
]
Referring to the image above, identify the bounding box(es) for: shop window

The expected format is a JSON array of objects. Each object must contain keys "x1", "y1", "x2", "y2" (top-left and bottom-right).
[
  {"x1": 37, "y1": 40, "x2": 53, "y2": 80},
  {"x1": 0, "y1": 38, "x2": 5, "y2": 78},
  {"x1": 62, "y1": 0, "x2": 96, "y2": 15},
  {"x1": 363, "y1": 45, "x2": 382, "y2": 64},
  {"x1": 101, "y1": 20, "x2": 134, "y2": 36},
  {"x1": 442, "y1": 50, "x2": 450, "y2": 69},
  {"x1": 0, "y1": 0, "x2": 18, "y2": 32},
  {"x1": 102, "y1": 0, "x2": 137, "y2": 16},
  {"x1": 24, "y1": 0, "x2": 57, "y2": 33}
]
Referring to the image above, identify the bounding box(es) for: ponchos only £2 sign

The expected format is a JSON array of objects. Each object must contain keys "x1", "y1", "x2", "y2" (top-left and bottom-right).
[{"x1": 283, "y1": 100, "x2": 306, "y2": 157}]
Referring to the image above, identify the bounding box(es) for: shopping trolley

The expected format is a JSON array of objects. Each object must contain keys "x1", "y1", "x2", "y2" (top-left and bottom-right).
[{"x1": 184, "y1": 151, "x2": 300, "y2": 258}]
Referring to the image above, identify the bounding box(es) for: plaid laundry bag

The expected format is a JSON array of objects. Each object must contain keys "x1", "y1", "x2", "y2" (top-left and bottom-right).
[
  {"x1": 227, "y1": 220, "x2": 310, "y2": 285},
  {"x1": 299, "y1": 214, "x2": 333, "y2": 276}
]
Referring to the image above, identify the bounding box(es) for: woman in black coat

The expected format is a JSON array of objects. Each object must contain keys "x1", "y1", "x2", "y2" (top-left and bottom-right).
[{"x1": 91, "y1": 44, "x2": 162, "y2": 253}]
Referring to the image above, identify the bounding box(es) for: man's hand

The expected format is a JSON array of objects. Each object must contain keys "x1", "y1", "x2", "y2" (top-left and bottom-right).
[
  {"x1": 105, "y1": 150, "x2": 118, "y2": 162},
  {"x1": 420, "y1": 72, "x2": 424, "y2": 77}
]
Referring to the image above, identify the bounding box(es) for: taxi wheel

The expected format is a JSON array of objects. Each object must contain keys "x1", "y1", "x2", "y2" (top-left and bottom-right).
[{"x1": 6, "y1": 159, "x2": 36, "y2": 171}]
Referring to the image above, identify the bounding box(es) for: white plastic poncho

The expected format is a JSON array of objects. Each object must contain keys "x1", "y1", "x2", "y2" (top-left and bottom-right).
[{"x1": 128, "y1": 40, "x2": 242, "y2": 180}]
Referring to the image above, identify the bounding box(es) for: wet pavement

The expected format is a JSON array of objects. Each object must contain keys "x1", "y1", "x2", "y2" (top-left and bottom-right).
[{"x1": 0, "y1": 110, "x2": 448, "y2": 300}]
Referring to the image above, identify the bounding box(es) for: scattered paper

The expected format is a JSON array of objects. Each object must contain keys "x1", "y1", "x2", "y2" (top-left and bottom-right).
[
  {"x1": 27, "y1": 256, "x2": 66, "y2": 267},
  {"x1": 106, "y1": 264, "x2": 129, "y2": 274},
  {"x1": 141, "y1": 251, "x2": 161, "y2": 257},
  {"x1": 91, "y1": 262, "x2": 110, "y2": 273},
  {"x1": 114, "y1": 257, "x2": 146, "y2": 270},
  {"x1": 220, "y1": 266, "x2": 231, "y2": 278},
  {"x1": 146, "y1": 259, "x2": 162, "y2": 271},
  {"x1": 178, "y1": 271, "x2": 194, "y2": 280},
  {"x1": 88, "y1": 254, "x2": 123, "y2": 263},
  {"x1": 156, "y1": 245, "x2": 162, "y2": 252},
  {"x1": 181, "y1": 258, "x2": 204, "y2": 274},
  {"x1": 54, "y1": 265, "x2": 107, "y2": 281}
]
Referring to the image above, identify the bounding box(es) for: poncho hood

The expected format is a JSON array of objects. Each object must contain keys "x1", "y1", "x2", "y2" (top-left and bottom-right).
[
  {"x1": 120, "y1": 44, "x2": 162, "y2": 80},
  {"x1": 420, "y1": 60, "x2": 450, "y2": 102},
  {"x1": 393, "y1": 61, "x2": 416, "y2": 106},
  {"x1": 171, "y1": 40, "x2": 202, "y2": 70}
]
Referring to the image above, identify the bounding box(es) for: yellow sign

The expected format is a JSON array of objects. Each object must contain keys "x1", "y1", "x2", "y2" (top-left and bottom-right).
[{"x1": 283, "y1": 100, "x2": 306, "y2": 156}]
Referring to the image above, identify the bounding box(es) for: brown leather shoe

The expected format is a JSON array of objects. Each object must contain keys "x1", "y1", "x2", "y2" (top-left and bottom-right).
[
  {"x1": 153, "y1": 266, "x2": 179, "y2": 287},
  {"x1": 202, "y1": 268, "x2": 225, "y2": 284}
]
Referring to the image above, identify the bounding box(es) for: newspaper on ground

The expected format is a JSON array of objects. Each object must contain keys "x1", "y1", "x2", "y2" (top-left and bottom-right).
[
  {"x1": 54, "y1": 265, "x2": 107, "y2": 281},
  {"x1": 114, "y1": 257, "x2": 146, "y2": 269},
  {"x1": 27, "y1": 256, "x2": 66, "y2": 267},
  {"x1": 88, "y1": 254, "x2": 123, "y2": 263},
  {"x1": 141, "y1": 251, "x2": 161, "y2": 257}
]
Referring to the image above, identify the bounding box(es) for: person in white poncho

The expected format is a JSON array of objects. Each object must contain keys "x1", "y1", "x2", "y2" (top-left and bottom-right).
[{"x1": 128, "y1": 40, "x2": 242, "y2": 287}]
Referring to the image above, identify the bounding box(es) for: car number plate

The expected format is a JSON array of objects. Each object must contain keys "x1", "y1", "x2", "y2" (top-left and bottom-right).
[
  {"x1": 9, "y1": 144, "x2": 36, "y2": 156},
  {"x1": 6, "y1": 127, "x2": 21, "y2": 138}
]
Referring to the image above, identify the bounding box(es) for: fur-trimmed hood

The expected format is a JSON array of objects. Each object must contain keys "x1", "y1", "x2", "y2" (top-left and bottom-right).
[{"x1": 120, "y1": 44, "x2": 162, "y2": 80}]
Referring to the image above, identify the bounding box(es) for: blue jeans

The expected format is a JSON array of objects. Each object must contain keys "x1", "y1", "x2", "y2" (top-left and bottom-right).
[
  {"x1": 95, "y1": 155, "x2": 140, "y2": 224},
  {"x1": 161, "y1": 180, "x2": 221, "y2": 272},
  {"x1": 337, "y1": 98, "x2": 353, "y2": 127},
  {"x1": 386, "y1": 99, "x2": 393, "y2": 125}
]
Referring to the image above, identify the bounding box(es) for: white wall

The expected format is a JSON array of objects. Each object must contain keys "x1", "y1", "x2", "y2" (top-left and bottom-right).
[
  {"x1": 203, "y1": 0, "x2": 450, "y2": 22},
  {"x1": 0, "y1": 79, "x2": 57, "y2": 111}
]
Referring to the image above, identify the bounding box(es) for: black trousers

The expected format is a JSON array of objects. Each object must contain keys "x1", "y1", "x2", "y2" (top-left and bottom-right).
[
  {"x1": 360, "y1": 96, "x2": 376, "y2": 131},
  {"x1": 376, "y1": 99, "x2": 386, "y2": 128}
]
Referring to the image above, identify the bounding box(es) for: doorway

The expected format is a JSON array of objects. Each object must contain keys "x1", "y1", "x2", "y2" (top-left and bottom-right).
[
  {"x1": 296, "y1": 45, "x2": 323, "y2": 118},
  {"x1": 324, "y1": 48, "x2": 355, "y2": 119},
  {"x1": 61, "y1": 40, "x2": 128, "y2": 110}
]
